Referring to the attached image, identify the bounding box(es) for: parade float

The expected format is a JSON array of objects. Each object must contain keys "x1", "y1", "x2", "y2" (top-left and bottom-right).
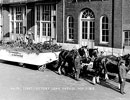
[{"x1": 0, "y1": 39, "x2": 61, "y2": 70}]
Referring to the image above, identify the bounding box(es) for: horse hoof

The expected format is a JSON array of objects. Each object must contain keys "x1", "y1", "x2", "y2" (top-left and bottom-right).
[
  {"x1": 96, "y1": 77, "x2": 100, "y2": 83},
  {"x1": 58, "y1": 72, "x2": 61, "y2": 75},
  {"x1": 121, "y1": 92, "x2": 126, "y2": 95},
  {"x1": 58, "y1": 68, "x2": 62, "y2": 75},
  {"x1": 93, "y1": 83, "x2": 96, "y2": 85},
  {"x1": 56, "y1": 70, "x2": 61, "y2": 75},
  {"x1": 118, "y1": 84, "x2": 120, "y2": 89},
  {"x1": 105, "y1": 74, "x2": 109, "y2": 80},
  {"x1": 58, "y1": 71, "x2": 62, "y2": 75},
  {"x1": 76, "y1": 79, "x2": 80, "y2": 81},
  {"x1": 92, "y1": 77, "x2": 96, "y2": 85}
]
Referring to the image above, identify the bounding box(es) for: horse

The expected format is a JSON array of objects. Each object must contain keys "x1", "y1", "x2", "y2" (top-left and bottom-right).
[
  {"x1": 103, "y1": 54, "x2": 130, "y2": 80},
  {"x1": 92, "y1": 54, "x2": 130, "y2": 85},
  {"x1": 56, "y1": 46, "x2": 90, "y2": 80},
  {"x1": 90, "y1": 55, "x2": 120, "y2": 84},
  {"x1": 80, "y1": 49, "x2": 104, "y2": 83}
]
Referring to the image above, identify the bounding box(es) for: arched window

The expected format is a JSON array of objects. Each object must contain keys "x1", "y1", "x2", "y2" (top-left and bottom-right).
[
  {"x1": 81, "y1": 9, "x2": 95, "y2": 40},
  {"x1": 82, "y1": 9, "x2": 95, "y2": 19},
  {"x1": 100, "y1": 16, "x2": 109, "y2": 43},
  {"x1": 67, "y1": 16, "x2": 74, "y2": 41}
]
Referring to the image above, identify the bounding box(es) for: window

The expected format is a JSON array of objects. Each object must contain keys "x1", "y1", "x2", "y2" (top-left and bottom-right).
[
  {"x1": 124, "y1": 31, "x2": 130, "y2": 46},
  {"x1": 90, "y1": 21, "x2": 95, "y2": 40},
  {"x1": 67, "y1": 16, "x2": 74, "y2": 41},
  {"x1": 82, "y1": 21, "x2": 88, "y2": 39},
  {"x1": 82, "y1": 9, "x2": 95, "y2": 19},
  {"x1": 100, "y1": 16, "x2": 109, "y2": 43},
  {"x1": 10, "y1": 6, "x2": 26, "y2": 34},
  {"x1": 36, "y1": 5, "x2": 52, "y2": 37},
  {"x1": 37, "y1": 6, "x2": 40, "y2": 21},
  {"x1": 35, "y1": 4, "x2": 56, "y2": 42},
  {"x1": 16, "y1": 7, "x2": 23, "y2": 20},
  {"x1": 81, "y1": 8, "x2": 95, "y2": 40}
]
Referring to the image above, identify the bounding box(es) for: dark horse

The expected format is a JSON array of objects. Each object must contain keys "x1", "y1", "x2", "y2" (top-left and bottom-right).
[
  {"x1": 88, "y1": 48, "x2": 99, "y2": 58},
  {"x1": 103, "y1": 54, "x2": 130, "y2": 80},
  {"x1": 92, "y1": 54, "x2": 130, "y2": 84},
  {"x1": 56, "y1": 46, "x2": 90, "y2": 80}
]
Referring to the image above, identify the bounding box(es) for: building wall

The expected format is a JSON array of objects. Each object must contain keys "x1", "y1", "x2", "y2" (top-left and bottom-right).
[
  {"x1": 113, "y1": 0, "x2": 122, "y2": 48},
  {"x1": 58, "y1": 0, "x2": 124, "y2": 49},
  {"x1": 64, "y1": 0, "x2": 113, "y2": 46},
  {"x1": 121, "y1": 0, "x2": 130, "y2": 50},
  {"x1": 57, "y1": 0, "x2": 63, "y2": 43},
  {"x1": 122, "y1": 0, "x2": 130, "y2": 30}
]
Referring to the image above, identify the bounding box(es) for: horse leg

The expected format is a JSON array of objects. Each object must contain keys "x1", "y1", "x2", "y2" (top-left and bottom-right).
[
  {"x1": 57, "y1": 60, "x2": 65, "y2": 75},
  {"x1": 96, "y1": 76, "x2": 100, "y2": 83},
  {"x1": 92, "y1": 76, "x2": 100, "y2": 84},
  {"x1": 93, "y1": 75, "x2": 100, "y2": 84},
  {"x1": 118, "y1": 84, "x2": 121, "y2": 89},
  {"x1": 92, "y1": 62, "x2": 98, "y2": 84},
  {"x1": 104, "y1": 67, "x2": 109, "y2": 80},
  {"x1": 57, "y1": 54, "x2": 66, "y2": 75},
  {"x1": 105, "y1": 73, "x2": 109, "y2": 80},
  {"x1": 92, "y1": 76, "x2": 96, "y2": 85},
  {"x1": 102, "y1": 59, "x2": 109, "y2": 80},
  {"x1": 93, "y1": 68, "x2": 102, "y2": 84},
  {"x1": 57, "y1": 59, "x2": 63, "y2": 75},
  {"x1": 59, "y1": 60, "x2": 68, "y2": 75},
  {"x1": 91, "y1": 70, "x2": 100, "y2": 84},
  {"x1": 58, "y1": 64, "x2": 62, "y2": 75},
  {"x1": 56, "y1": 55, "x2": 62, "y2": 73}
]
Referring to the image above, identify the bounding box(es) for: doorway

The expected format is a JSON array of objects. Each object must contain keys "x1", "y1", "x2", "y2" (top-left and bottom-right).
[{"x1": 79, "y1": 8, "x2": 95, "y2": 48}]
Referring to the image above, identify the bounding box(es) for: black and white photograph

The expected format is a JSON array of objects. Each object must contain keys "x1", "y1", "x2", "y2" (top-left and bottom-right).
[{"x1": 0, "y1": 0, "x2": 130, "y2": 100}]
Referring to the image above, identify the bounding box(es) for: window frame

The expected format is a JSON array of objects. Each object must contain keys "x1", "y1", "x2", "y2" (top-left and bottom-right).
[
  {"x1": 124, "y1": 30, "x2": 130, "y2": 46},
  {"x1": 10, "y1": 6, "x2": 26, "y2": 35},
  {"x1": 35, "y1": 5, "x2": 52, "y2": 37},
  {"x1": 66, "y1": 16, "x2": 74, "y2": 41},
  {"x1": 100, "y1": 15, "x2": 109, "y2": 44}
]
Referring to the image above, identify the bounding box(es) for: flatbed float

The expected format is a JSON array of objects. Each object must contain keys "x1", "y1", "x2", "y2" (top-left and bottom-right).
[{"x1": 0, "y1": 48, "x2": 60, "y2": 71}]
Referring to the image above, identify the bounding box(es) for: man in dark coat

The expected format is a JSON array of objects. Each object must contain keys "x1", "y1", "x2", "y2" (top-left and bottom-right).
[{"x1": 118, "y1": 60, "x2": 127, "y2": 94}]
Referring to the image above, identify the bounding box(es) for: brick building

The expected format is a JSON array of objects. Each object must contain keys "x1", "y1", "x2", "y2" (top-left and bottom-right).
[{"x1": 0, "y1": 0, "x2": 130, "y2": 55}]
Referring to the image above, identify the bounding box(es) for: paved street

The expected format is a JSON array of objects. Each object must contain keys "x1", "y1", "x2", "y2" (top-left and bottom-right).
[{"x1": 0, "y1": 61, "x2": 130, "y2": 100}]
